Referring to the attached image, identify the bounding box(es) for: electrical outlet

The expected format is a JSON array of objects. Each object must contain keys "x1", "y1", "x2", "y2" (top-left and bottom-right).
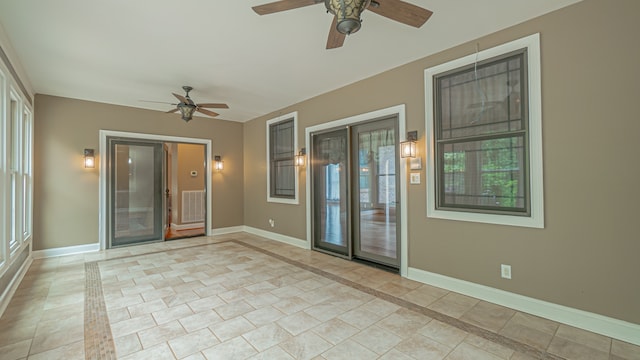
[
  {"x1": 268, "y1": 219, "x2": 275, "y2": 228},
  {"x1": 501, "y1": 264, "x2": 512, "y2": 279}
]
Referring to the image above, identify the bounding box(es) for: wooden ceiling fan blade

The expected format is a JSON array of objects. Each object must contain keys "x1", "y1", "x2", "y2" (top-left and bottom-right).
[
  {"x1": 172, "y1": 92, "x2": 188, "y2": 103},
  {"x1": 368, "y1": 0, "x2": 433, "y2": 28},
  {"x1": 252, "y1": 0, "x2": 322, "y2": 15},
  {"x1": 166, "y1": 108, "x2": 179, "y2": 114},
  {"x1": 196, "y1": 108, "x2": 219, "y2": 117},
  {"x1": 326, "y1": 16, "x2": 346, "y2": 49},
  {"x1": 197, "y1": 103, "x2": 229, "y2": 109}
]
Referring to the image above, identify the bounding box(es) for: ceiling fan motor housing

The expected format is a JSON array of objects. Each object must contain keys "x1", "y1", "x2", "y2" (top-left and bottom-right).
[{"x1": 325, "y1": 0, "x2": 371, "y2": 35}]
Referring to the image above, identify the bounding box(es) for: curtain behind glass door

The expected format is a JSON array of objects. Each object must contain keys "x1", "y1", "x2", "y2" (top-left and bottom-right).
[{"x1": 311, "y1": 129, "x2": 349, "y2": 256}]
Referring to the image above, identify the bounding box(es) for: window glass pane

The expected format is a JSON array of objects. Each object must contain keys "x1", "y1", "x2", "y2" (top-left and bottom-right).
[
  {"x1": 9, "y1": 98, "x2": 19, "y2": 250},
  {"x1": 440, "y1": 136, "x2": 526, "y2": 211},
  {"x1": 273, "y1": 159, "x2": 294, "y2": 196},
  {"x1": 438, "y1": 54, "x2": 524, "y2": 139},
  {"x1": 269, "y1": 118, "x2": 295, "y2": 198}
]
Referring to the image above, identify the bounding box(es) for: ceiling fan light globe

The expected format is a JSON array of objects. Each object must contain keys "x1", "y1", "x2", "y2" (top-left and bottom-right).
[
  {"x1": 336, "y1": 18, "x2": 361, "y2": 34},
  {"x1": 325, "y1": 0, "x2": 369, "y2": 34},
  {"x1": 177, "y1": 103, "x2": 197, "y2": 122}
]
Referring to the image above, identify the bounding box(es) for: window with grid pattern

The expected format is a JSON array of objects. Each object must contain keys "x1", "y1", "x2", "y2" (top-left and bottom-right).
[
  {"x1": 267, "y1": 113, "x2": 298, "y2": 203},
  {"x1": 435, "y1": 51, "x2": 528, "y2": 214},
  {"x1": 425, "y1": 34, "x2": 544, "y2": 228}
]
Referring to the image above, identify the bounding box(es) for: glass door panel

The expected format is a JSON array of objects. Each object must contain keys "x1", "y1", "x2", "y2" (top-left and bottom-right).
[
  {"x1": 352, "y1": 118, "x2": 399, "y2": 267},
  {"x1": 311, "y1": 129, "x2": 350, "y2": 256},
  {"x1": 110, "y1": 140, "x2": 164, "y2": 247}
]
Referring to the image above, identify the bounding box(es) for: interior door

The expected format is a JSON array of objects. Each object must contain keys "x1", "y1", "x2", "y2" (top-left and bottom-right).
[
  {"x1": 352, "y1": 118, "x2": 400, "y2": 267},
  {"x1": 110, "y1": 139, "x2": 164, "y2": 247},
  {"x1": 311, "y1": 128, "x2": 350, "y2": 257}
]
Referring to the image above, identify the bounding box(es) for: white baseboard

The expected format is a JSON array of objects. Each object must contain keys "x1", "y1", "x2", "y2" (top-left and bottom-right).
[
  {"x1": 209, "y1": 226, "x2": 245, "y2": 236},
  {"x1": 171, "y1": 222, "x2": 204, "y2": 231},
  {"x1": 0, "y1": 256, "x2": 32, "y2": 319},
  {"x1": 242, "y1": 226, "x2": 308, "y2": 249},
  {"x1": 407, "y1": 267, "x2": 640, "y2": 346},
  {"x1": 32, "y1": 243, "x2": 100, "y2": 259}
]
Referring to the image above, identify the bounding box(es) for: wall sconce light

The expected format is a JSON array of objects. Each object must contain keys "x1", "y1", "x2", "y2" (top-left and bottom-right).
[
  {"x1": 400, "y1": 131, "x2": 418, "y2": 158},
  {"x1": 295, "y1": 148, "x2": 306, "y2": 167},
  {"x1": 214, "y1": 155, "x2": 224, "y2": 171},
  {"x1": 84, "y1": 149, "x2": 95, "y2": 168}
]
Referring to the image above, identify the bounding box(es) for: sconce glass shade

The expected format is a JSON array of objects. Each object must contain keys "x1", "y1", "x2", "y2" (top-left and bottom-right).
[
  {"x1": 400, "y1": 131, "x2": 418, "y2": 158},
  {"x1": 294, "y1": 148, "x2": 306, "y2": 167},
  {"x1": 400, "y1": 140, "x2": 416, "y2": 158},
  {"x1": 178, "y1": 103, "x2": 197, "y2": 122},
  {"x1": 325, "y1": 0, "x2": 371, "y2": 35},
  {"x1": 214, "y1": 155, "x2": 224, "y2": 171},
  {"x1": 84, "y1": 149, "x2": 95, "y2": 168}
]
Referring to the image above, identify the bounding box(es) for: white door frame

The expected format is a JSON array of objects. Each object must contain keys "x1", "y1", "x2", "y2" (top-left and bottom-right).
[
  {"x1": 305, "y1": 105, "x2": 409, "y2": 277},
  {"x1": 98, "y1": 130, "x2": 213, "y2": 250}
]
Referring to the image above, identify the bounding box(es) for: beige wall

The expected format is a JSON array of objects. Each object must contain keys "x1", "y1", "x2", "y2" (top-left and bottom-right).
[
  {"x1": 176, "y1": 143, "x2": 206, "y2": 224},
  {"x1": 33, "y1": 94, "x2": 244, "y2": 250},
  {"x1": 243, "y1": 0, "x2": 640, "y2": 324}
]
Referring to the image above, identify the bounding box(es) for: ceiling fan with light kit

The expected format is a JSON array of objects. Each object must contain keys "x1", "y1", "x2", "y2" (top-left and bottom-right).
[
  {"x1": 252, "y1": 0, "x2": 433, "y2": 49},
  {"x1": 142, "y1": 86, "x2": 229, "y2": 122}
]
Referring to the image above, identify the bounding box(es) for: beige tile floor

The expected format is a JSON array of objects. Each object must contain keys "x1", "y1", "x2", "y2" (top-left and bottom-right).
[{"x1": 0, "y1": 232, "x2": 638, "y2": 360}]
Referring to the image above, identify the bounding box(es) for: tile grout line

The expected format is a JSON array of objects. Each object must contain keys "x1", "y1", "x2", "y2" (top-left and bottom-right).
[
  {"x1": 233, "y1": 239, "x2": 566, "y2": 360},
  {"x1": 83, "y1": 238, "x2": 566, "y2": 360}
]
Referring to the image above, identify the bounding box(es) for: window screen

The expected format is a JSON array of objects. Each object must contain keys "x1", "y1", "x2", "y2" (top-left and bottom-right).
[
  {"x1": 269, "y1": 118, "x2": 295, "y2": 198},
  {"x1": 434, "y1": 51, "x2": 529, "y2": 215}
]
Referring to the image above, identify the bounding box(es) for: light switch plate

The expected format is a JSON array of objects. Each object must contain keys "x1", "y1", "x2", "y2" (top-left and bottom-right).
[
  {"x1": 410, "y1": 173, "x2": 421, "y2": 184},
  {"x1": 410, "y1": 157, "x2": 422, "y2": 170}
]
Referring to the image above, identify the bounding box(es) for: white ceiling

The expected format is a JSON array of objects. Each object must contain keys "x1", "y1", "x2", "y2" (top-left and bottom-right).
[{"x1": 0, "y1": 0, "x2": 581, "y2": 122}]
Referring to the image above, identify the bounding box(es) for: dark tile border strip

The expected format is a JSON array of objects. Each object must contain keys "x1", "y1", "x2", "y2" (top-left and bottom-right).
[
  {"x1": 83, "y1": 240, "x2": 235, "y2": 359},
  {"x1": 234, "y1": 239, "x2": 565, "y2": 360},
  {"x1": 85, "y1": 262, "x2": 117, "y2": 359},
  {"x1": 84, "y1": 237, "x2": 564, "y2": 359}
]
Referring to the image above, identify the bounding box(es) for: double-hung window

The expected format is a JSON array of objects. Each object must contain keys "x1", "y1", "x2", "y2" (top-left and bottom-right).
[
  {"x1": 267, "y1": 112, "x2": 298, "y2": 204},
  {"x1": 425, "y1": 34, "x2": 544, "y2": 228}
]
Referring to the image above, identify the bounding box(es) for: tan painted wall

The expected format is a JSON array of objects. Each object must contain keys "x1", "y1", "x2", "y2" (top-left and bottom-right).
[
  {"x1": 243, "y1": 0, "x2": 640, "y2": 324},
  {"x1": 33, "y1": 94, "x2": 244, "y2": 250},
  {"x1": 176, "y1": 143, "x2": 206, "y2": 225}
]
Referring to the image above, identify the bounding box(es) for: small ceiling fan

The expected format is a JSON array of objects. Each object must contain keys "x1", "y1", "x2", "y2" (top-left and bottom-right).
[
  {"x1": 252, "y1": 0, "x2": 433, "y2": 49},
  {"x1": 145, "y1": 86, "x2": 229, "y2": 122}
]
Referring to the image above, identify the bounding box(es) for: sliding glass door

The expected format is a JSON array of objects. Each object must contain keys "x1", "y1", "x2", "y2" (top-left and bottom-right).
[
  {"x1": 110, "y1": 139, "x2": 164, "y2": 247},
  {"x1": 311, "y1": 116, "x2": 400, "y2": 269},
  {"x1": 352, "y1": 118, "x2": 399, "y2": 267},
  {"x1": 311, "y1": 128, "x2": 350, "y2": 257}
]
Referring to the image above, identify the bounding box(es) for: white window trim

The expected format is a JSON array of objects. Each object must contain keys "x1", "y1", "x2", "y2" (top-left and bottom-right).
[
  {"x1": 0, "y1": 67, "x2": 6, "y2": 268},
  {"x1": 424, "y1": 33, "x2": 544, "y2": 228},
  {"x1": 266, "y1": 111, "x2": 299, "y2": 205}
]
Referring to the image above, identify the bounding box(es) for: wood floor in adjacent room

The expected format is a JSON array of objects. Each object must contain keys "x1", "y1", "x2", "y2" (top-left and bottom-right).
[{"x1": 0, "y1": 233, "x2": 638, "y2": 360}]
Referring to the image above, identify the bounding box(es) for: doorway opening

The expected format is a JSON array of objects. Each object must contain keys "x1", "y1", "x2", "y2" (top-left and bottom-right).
[
  {"x1": 99, "y1": 131, "x2": 212, "y2": 249},
  {"x1": 307, "y1": 106, "x2": 407, "y2": 274}
]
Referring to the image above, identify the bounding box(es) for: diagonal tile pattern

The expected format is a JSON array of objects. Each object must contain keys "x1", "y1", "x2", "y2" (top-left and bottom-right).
[{"x1": 0, "y1": 233, "x2": 638, "y2": 359}]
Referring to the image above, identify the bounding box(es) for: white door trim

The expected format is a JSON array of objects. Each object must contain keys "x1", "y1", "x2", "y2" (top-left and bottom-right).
[{"x1": 98, "y1": 130, "x2": 213, "y2": 250}]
